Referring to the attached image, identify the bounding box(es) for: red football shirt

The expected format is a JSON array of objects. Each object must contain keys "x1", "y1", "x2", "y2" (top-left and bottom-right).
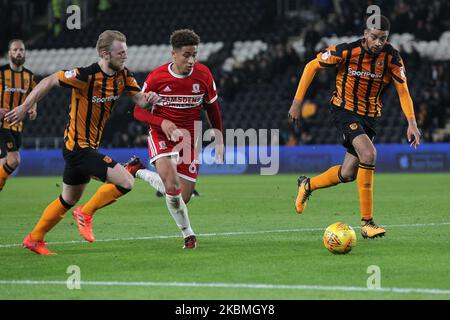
[{"x1": 141, "y1": 62, "x2": 218, "y2": 132}]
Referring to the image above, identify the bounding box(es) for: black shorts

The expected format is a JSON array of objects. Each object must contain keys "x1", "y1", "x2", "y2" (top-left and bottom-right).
[
  {"x1": 0, "y1": 128, "x2": 22, "y2": 159},
  {"x1": 329, "y1": 105, "x2": 377, "y2": 157},
  {"x1": 62, "y1": 147, "x2": 118, "y2": 185}
]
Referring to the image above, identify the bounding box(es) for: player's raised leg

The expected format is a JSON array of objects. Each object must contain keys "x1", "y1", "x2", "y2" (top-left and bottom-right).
[
  {"x1": 73, "y1": 162, "x2": 134, "y2": 243},
  {"x1": 155, "y1": 156, "x2": 196, "y2": 249},
  {"x1": 125, "y1": 155, "x2": 166, "y2": 194},
  {"x1": 352, "y1": 134, "x2": 385, "y2": 239},
  {"x1": 127, "y1": 155, "x2": 201, "y2": 198},
  {"x1": 23, "y1": 183, "x2": 86, "y2": 255},
  {"x1": 295, "y1": 153, "x2": 359, "y2": 214}
]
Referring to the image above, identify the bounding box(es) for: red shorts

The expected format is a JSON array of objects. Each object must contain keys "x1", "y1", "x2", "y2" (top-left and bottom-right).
[{"x1": 147, "y1": 127, "x2": 199, "y2": 182}]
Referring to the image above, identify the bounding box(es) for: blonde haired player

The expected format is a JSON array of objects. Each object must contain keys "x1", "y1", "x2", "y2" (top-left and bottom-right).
[{"x1": 5, "y1": 30, "x2": 160, "y2": 254}]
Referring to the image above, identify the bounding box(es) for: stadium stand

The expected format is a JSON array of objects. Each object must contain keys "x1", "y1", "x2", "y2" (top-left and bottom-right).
[{"x1": 1, "y1": 0, "x2": 449, "y2": 148}]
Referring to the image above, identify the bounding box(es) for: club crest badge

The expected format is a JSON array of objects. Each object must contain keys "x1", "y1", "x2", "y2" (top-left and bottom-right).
[{"x1": 192, "y1": 83, "x2": 200, "y2": 93}]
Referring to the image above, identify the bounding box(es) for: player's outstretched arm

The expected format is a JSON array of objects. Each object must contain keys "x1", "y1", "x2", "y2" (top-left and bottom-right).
[
  {"x1": 288, "y1": 59, "x2": 321, "y2": 125},
  {"x1": 132, "y1": 91, "x2": 160, "y2": 109},
  {"x1": 393, "y1": 79, "x2": 421, "y2": 148},
  {"x1": 132, "y1": 105, "x2": 181, "y2": 142},
  {"x1": 4, "y1": 72, "x2": 59, "y2": 126},
  {"x1": 133, "y1": 104, "x2": 165, "y2": 126}
]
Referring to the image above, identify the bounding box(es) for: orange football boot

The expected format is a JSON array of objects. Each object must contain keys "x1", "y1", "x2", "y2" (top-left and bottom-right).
[
  {"x1": 361, "y1": 219, "x2": 386, "y2": 239},
  {"x1": 295, "y1": 176, "x2": 312, "y2": 214},
  {"x1": 73, "y1": 207, "x2": 95, "y2": 242},
  {"x1": 22, "y1": 234, "x2": 56, "y2": 255}
]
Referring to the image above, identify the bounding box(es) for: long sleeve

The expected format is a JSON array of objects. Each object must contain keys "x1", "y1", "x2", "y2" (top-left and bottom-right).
[
  {"x1": 133, "y1": 105, "x2": 165, "y2": 127},
  {"x1": 293, "y1": 59, "x2": 321, "y2": 102},
  {"x1": 204, "y1": 100, "x2": 223, "y2": 133},
  {"x1": 393, "y1": 78, "x2": 415, "y2": 120}
]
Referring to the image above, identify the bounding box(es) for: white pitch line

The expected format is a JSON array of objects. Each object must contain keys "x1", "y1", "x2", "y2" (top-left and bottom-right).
[
  {"x1": 0, "y1": 280, "x2": 449, "y2": 295},
  {"x1": 1, "y1": 221, "x2": 449, "y2": 249}
]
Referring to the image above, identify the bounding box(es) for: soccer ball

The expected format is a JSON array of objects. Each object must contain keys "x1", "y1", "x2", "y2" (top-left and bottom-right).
[{"x1": 323, "y1": 222, "x2": 357, "y2": 254}]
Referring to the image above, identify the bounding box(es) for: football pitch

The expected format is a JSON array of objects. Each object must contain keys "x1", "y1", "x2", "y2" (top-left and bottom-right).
[{"x1": 0, "y1": 173, "x2": 449, "y2": 300}]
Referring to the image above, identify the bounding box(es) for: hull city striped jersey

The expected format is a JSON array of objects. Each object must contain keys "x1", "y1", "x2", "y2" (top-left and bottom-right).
[
  {"x1": 57, "y1": 63, "x2": 141, "y2": 151},
  {"x1": 316, "y1": 39, "x2": 408, "y2": 117},
  {"x1": 0, "y1": 64, "x2": 37, "y2": 132}
]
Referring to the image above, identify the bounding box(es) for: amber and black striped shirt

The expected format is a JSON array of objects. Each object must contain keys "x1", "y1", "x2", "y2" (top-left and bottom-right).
[
  {"x1": 316, "y1": 39, "x2": 408, "y2": 118},
  {"x1": 0, "y1": 64, "x2": 37, "y2": 132},
  {"x1": 57, "y1": 63, "x2": 141, "y2": 151}
]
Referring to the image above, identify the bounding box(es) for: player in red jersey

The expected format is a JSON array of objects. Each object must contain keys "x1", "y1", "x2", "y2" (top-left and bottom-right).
[{"x1": 125, "y1": 29, "x2": 223, "y2": 249}]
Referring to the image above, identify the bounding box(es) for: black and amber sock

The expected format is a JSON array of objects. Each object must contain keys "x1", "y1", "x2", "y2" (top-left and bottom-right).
[
  {"x1": 0, "y1": 163, "x2": 15, "y2": 191},
  {"x1": 82, "y1": 183, "x2": 131, "y2": 215},
  {"x1": 30, "y1": 195, "x2": 73, "y2": 241},
  {"x1": 357, "y1": 163, "x2": 375, "y2": 221}
]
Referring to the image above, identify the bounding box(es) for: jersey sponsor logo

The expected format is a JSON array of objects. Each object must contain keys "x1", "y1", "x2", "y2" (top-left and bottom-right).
[
  {"x1": 347, "y1": 67, "x2": 382, "y2": 79},
  {"x1": 349, "y1": 123, "x2": 358, "y2": 130},
  {"x1": 156, "y1": 94, "x2": 204, "y2": 109},
  {"x1": 103, "y1": 155, "x2": 113, "y2": 164},
  {"x1": 3, "y1": 85, "x2": 27, "y2": 94},
  {"x1": 162, "y1": 86, "x2": 172, "y2": 92},
  {"x1": 64, "y1": 69, "x2": 77, "y2": 79},
  {"x1": 92, "y1": 95, "x2": 120, "y2": 104},
  {"x1": 192, "y1": 84, "x2": 200, "y2": 93},
  {"x1": 321, "y1": 50, "x2": 331, "y2": 60}
]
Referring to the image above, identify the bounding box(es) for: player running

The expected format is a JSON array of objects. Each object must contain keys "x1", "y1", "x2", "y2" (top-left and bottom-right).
[
  {"x1": 0, "y1": 39, "x2": 38, "y2": 192},
  {"x1": 124, "y1": 29, "x2": 223, "y2": 249},
  {"x1": 288, "y1": 15, "x2": 421, "y2": 239},
  {"x1": 5, "y1": 30, "x2": 160, "y2": 254}
]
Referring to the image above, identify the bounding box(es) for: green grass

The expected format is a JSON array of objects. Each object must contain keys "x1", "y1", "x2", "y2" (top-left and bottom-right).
[{"x1": 0, "y1": 174, "x2": 449, "y2": 300}]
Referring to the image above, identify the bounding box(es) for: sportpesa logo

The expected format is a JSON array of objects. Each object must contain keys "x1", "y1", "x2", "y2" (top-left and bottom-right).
[
  {"x1": 4, "y1": 86, "x2": 27, "y2": 94},
  {"x1": 92, "y1": 95, "x2": 120, "y2": 104},
  {"x1": 348, "y1": 67, "x2": 382, "y2": 79}
]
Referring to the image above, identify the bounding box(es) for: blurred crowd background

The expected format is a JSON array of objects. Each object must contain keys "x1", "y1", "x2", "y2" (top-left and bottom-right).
[{"x1": 1, "y1": 0, "x2": 449, "y2": 148}]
